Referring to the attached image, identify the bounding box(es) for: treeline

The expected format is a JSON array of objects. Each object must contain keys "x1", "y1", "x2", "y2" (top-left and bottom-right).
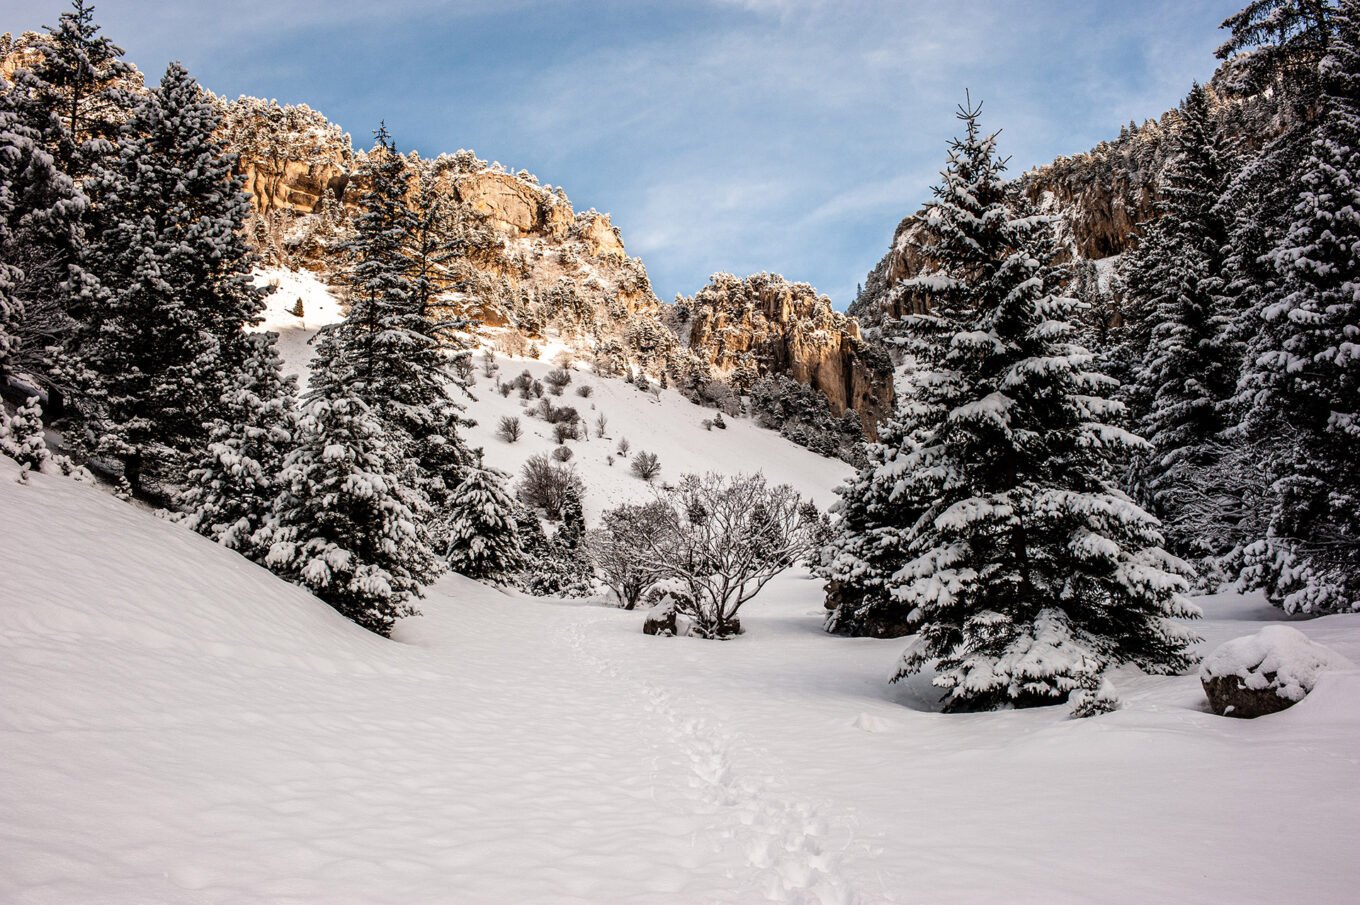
[
  {"x1": 819, "y1": 0, "x2": 1360, "y2": 713},
  {"x1": 0, "y1": 2, "x2": 512, "y2": 634}
]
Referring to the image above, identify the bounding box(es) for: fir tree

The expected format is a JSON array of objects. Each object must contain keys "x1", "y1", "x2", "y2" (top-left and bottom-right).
[
  {"x1": 314, "y1": 127, "x2": 473, "y2": 542},
  {"x1": 878, "y1": 99, "x2": 1199, "y2": 714},
  {"x1": 444, "y1": 463, "x2": 526, "y2": 582},
  {"x1": 0, "y1": 96, "x2": 84, "y2": 382},
  {"x1": 1, "y1": 396, "x2": 51, "y2": 479},
  {"x1": 1124, "y1": 85, "x2": 1238, "y2": 559},
  {"x1": 71, "y1": 61, "x2": 263, "y2": 494},
  {"x1": 265, "y1": 381, "x2": 437, "y2": 637},
  {"x1": 181, "y1": 332, "x2": 297, "y2": 562},
  {"x1": 1234, "y1": 0, "x2": 1360, "y2": 614}
]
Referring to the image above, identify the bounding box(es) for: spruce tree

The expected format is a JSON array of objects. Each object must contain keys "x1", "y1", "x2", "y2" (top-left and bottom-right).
[
  {"x1": 817, "y1": 416, "x2": 917, "y2": 636},
  {"x1": 315, "y1": 128, "x2": 473, "y2": 543},
  {"x1": 1234, "y1": 0, "x2": 1360, "y2": 614},
  {"x1": 71, "y1": 61, "x2": 263, "y2": 494},
  {"x1": 444, "y1": 463, "x2": 526, "y2": 582},
  {"x1": 181, "y1": 332, "x2": 297, "y2": 562},
  {"x1": 266, "y1": 352, "x2": 438, "y2": 636},
  {"x1": 879, "y1": 99, "x2": 1199, "y2": 714},
  {"x1": 1125, "y1": 85, "x2": 1238, "y2": 559},
  {"x1": 0, "y1": 97, "x2": 84, "y2": 382},
  {"x1": 1, "y1": 396, "x2": 51, "y2": 479}
]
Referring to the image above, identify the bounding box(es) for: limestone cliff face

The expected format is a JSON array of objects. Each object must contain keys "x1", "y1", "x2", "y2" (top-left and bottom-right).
[
  {"x1": 216, "y1": 99, "x2": 883, "y2": 441},
  {"x1": 682, "y1": 273, "x2": 893, "y2": 437}
]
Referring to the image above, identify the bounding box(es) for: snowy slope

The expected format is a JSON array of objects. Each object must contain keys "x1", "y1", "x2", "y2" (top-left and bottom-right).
[
  {"x1": 4, "y1": 458, "x2": 1360, "y2": 904},
  {"x1": 254, "y1": 267, "x2": 854, "y2": 519}
]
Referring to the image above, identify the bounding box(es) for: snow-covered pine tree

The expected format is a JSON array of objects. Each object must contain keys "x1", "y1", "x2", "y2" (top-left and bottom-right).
[
  {"x1": 884, "y1": 98, "x2": 1199, "y2": 714},
  {"x1": 443, "y1": 463, "x2": 525, "y2": 583},
  {"x1": 181, "y1": 332, "x2": 297, "y2": 562},
  {"x1": 70, "y1": 61, "x2": 263, "y2": 495},
  {"x1": 0, "y1": 96, "x2": 84, "y2": 382},
  {"x1": 817, "y1": 415, "x2": 918, "y2": 637},
  {"x1": 266, "y1": 366, "x2": 438, "y2": 637},
  {"x1": 315, "y1": 128, "x2": 474, "y2": 546},
  {"x1": 0, "y1": 396, "x2": 51, "y2": 479},
  {"x1": 1233, "y1": 0, "x2": 1360, "y2": 614},
  {"x1": 19, "y1": 0, "x2": 135, "y2": 177},
  {"x1": 1124, "y1": 85, "x2": 1238, "y2": 560}
]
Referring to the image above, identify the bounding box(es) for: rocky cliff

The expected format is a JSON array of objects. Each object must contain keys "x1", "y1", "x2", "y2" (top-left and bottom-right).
[
  {"x1": 216, "y1": 97, "x2": 892, "y2": 446},
  {"x1": 681, "y1": 273, "x2": 892, "y2": 436}
]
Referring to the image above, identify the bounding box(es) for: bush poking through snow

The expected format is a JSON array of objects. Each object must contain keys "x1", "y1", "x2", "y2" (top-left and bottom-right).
[
  {"x1": 617, "y1": 438, "x2": 631, "y2": 457},
  {"x1": 544, "y1": 368, "x2": 572, "y2": 395},
  {"x1": 631, "y1": 450, "x2": 661, "y2": 482},
  {"x1": 552, "y1": 445, "x2": 573, "y2": 462},
  {"x1": 516, "y1": 453, "x2": 583, "y2": 520},
  {"x1": 1200, "y1": 626, "x2": 1354, "y2": 718}
]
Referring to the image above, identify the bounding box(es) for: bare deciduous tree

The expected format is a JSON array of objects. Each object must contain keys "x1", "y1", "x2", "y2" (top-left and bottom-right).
[
  {"x1": 516, "y1": 453, "x2": 582, "y2": 520},
  {"x1": 588, "y1": 501, "x2": 672, "y2": 609},
  {"x1": 633, "y1": 473, "x2": 819, "y2": 637},
  {"x1": 631, "y1": 450, "x2": 661, "y2": 481}
]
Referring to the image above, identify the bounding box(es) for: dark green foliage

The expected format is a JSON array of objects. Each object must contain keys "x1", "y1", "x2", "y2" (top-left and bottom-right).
[{"x1": 70, "y1": 61, "x2": 263, "y2": 495}]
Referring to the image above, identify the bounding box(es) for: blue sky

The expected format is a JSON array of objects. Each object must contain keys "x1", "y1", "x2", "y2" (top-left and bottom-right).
[{"x1": 4, "y1": 0, "x2": 1243, "y2": 307}]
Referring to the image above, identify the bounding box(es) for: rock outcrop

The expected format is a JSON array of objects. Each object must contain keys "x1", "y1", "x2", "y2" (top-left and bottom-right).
[
  {"x1": 681, "y1": 273, "x2": 893, "y2": 437},
  {"x1": 215, "y1": 99, "x2": 889, "y2": 445}
]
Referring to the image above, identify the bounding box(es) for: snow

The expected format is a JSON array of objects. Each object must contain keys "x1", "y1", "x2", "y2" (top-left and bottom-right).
[
  {"x1": 253, "y1": 268, "x2": 346, "y2": 389},
  {"x1": 4, "y1": 462, "x2": 1360, "y2": 903},
  {"x1": 1201, "y1": 625, "x2": 1355, "y2": 702}
]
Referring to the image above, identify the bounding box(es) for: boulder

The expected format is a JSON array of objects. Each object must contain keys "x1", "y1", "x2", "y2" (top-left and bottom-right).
[
  {"x1": 1200, "y1": 626, "x2": 1354, "y2": 718},
  {"x1": 643, "y1": 596, "x2": 676, "y2": 637}
]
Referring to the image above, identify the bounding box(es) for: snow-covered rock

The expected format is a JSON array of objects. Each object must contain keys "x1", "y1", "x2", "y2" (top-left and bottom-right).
[{"x1": 1200, "y1": 626, "x2": 1356, "y2": 717}]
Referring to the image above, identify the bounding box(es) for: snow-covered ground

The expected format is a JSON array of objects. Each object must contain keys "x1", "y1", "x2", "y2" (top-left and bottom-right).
[
  {"x1": 255, "y1": 267, "x2": 854, "y2": 519},
  {"x1": 4, "y1": 454, "x2": 1360, "y2": 904}
]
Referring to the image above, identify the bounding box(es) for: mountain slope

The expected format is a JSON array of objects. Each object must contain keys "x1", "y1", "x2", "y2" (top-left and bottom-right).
[{"x1": 258, "y1": 267, "x2": 856, "y2": 521}]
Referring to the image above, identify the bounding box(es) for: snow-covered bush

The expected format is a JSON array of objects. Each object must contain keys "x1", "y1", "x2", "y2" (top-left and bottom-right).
[{"x1": 589, "y1": 501, "x2": 671, "y2": 608}]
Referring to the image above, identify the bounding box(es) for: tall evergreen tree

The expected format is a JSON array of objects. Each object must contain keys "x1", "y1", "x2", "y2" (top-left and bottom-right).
[
  {"x1": 315, "y1": 128, "x2": 474, "y2": 543},
  {"x1": 266, "y1": 343, "x2": 438, "y2": 636},
  {"x1": 22, "y1": 0, "x2": 135, "y2": 176},
  {"x1": 181, "y1": 332, "x2": 297, "y2": 562},
  {"x1": 1234, "y1": 0, "x2": 1360, "y2": 614},
  {"x1": 872, "y1": 99, "x2": 1198, "y2": 714},
  {"x1": 69, "y1": 61, "x2": 263, "y2": 494},
  {"x1": 0, "y1": 97, "x2": 84, "y2": 382},
  {"x1": 1125, "y1": 85, "x2": 1238, "y2": 559}
]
